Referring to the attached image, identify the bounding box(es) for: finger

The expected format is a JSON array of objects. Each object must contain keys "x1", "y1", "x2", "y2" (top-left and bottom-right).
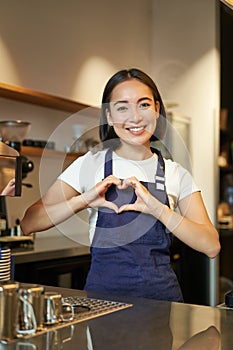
[
  {"x1": 118, "y1": 177, "x2": 138, "y2": 190},
  {"x1": 103, "y1": 201, "x2": 119, "y2": 214},
  {"x1": 105, "y1": 175, "x2": 121, "y2": 183},
  {"x1": 103, "y1": 175, "x2": 121, "y2": 188},
  {"x1": 96, "y1": 177, "x2": 120, "y2": 195}
]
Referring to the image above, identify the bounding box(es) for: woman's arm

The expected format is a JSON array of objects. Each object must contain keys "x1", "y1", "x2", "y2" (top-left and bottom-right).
[
  {"x1": 118, "y1": 177, "x2": 220, "y2": 258},
  {"x1": 21, "y1": 176, "x2": 121, "y2": 235},
  {"x1": 20, "y1": 180, "x2": 84, "y2": 235},
  {"x1": 159, "y1": 191, "x2": 220, "y2": 258}
]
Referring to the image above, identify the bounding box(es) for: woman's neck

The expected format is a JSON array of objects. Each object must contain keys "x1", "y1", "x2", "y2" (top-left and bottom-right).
[{"x1": 114, "y1": 142, "x2": 153, "y2": 161}]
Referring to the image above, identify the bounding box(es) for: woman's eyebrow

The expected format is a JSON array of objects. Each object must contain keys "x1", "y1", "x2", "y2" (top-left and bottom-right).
[
  {"x1": 138, "y1": 97, "x2": 153, "y2": 102},
  {"x1": 113, "y1": 100, "x2": 128, "y2": 106}
]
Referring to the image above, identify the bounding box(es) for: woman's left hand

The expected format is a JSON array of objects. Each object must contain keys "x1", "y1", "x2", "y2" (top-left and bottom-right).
[{"x1": 117, "y1": 178, "x2": 220, "y2": 259}]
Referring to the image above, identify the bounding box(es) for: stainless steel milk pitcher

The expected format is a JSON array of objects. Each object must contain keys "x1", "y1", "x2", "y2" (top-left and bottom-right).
[
  {"x1": 18, "y1": 284, "x2": 45, "y2": 331},
  {"x1": 17, "y1": 285, "x2": 45, "y2": 335},
  {"x1": 0, "y1": 281, "x2": 19, "y2": 342}
]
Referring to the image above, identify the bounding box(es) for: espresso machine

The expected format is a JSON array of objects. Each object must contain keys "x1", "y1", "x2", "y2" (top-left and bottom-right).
[{"x1": 0, "y1": 120, "x2": 34, "y2": 240}]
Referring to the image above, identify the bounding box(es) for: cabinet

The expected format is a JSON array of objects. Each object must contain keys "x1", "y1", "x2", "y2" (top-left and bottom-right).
[
  {"x1": 14, "y1": 254, "x2": 91, "y2": 290},
  {"x1": 171, "y1": 238, "x2": 211, "y2": 305}
]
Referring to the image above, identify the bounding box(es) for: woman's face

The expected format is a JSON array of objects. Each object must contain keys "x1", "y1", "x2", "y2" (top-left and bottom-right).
[{"x1": 106, "y1": 79, "x2": 160, "y2": 148}]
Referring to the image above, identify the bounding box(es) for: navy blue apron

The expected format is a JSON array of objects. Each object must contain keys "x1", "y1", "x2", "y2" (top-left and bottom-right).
[{"x1": 85, "y1": 149, "x2": 183, "y2": 302}]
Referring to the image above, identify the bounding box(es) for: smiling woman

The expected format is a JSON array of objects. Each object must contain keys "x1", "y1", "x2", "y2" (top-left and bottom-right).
[
  {"x1": 105, "y1": 80, "x2": 159, "y2": 156},
  {"x1": 20, "y1": 68, "x2": 220, "y2": 303}
]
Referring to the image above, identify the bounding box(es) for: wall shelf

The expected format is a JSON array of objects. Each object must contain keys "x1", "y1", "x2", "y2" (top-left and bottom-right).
[
  {"x1": 0, "y1": 83, "x2": 92, "y2": 158},
  {"x1": 0, "y1": 83, "x2": 100, "y2": 164},
  {"x1": 0, "y1": 82, "x2": 89, "y2": 113},
  {"x1": 21, "y1": 146, "x2": 82, "y2": 162}
]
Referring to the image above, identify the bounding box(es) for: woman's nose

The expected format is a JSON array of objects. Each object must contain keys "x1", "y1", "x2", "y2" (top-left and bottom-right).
[{"x1": 128, "y1": 105, "x2": 142, "y2": 123}]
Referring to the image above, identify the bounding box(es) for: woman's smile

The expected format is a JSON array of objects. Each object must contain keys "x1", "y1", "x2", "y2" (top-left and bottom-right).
[{"x1": 126, "y1": 125, "x2": 147, "y2": 136}]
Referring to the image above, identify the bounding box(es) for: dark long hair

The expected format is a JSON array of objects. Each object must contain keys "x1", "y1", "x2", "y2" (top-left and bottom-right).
[{"x1": 99, "y1": 68, "x2": 167, "y2": 149}]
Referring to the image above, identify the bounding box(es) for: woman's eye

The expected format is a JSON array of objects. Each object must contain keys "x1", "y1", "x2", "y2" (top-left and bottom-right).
[
  {"x1": 139, "y1": 102, "x2": 151, "y2": 109},
  {"x1": 117, "y1": 105, "x2": 128, "y2": 112}
]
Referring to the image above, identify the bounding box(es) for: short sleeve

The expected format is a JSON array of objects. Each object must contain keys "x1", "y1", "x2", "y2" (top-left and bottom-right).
[
  {"x1": 58, "y1": 150, "x2": 106, "y2": 193},
  {"x1": 58, "y1": 155, "x2": 85, "y2": 193},
  {"x1": 164, "y1": 159, "x2": 200, "y2": 207}
]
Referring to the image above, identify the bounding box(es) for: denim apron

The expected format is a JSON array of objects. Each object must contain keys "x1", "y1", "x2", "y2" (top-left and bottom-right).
[{"x1": 85, "y1": 149, "x2": 183, "y2": 302}]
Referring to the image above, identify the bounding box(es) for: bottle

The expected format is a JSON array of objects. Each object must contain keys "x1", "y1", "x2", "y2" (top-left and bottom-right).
[
  {"x1": 0, "y1": 212, "x2": 7, "y2": 236},
  {"x1": 0, "y1": 197, "x2": 8, "y2": 236}
]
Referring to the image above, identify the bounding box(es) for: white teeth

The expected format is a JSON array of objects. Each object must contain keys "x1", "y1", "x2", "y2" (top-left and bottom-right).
[{"x1": 129, "y1": 126, "x2": 144, "y2": 132}]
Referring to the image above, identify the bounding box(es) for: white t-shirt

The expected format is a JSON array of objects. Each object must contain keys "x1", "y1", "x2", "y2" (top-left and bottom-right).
[{"x1": 58, "y1": 149, "x2": 199, "y2": 242}]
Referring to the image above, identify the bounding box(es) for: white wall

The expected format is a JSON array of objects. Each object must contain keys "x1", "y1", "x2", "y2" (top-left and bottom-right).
[
  {"x1": 151, "y1": 0, "x2": 220, "y2": 222},
  {"x1": 0, "y1": 0, "x2": 152, "y2": 106}
]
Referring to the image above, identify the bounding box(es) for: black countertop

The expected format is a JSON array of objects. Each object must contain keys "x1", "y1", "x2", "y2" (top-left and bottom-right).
[{"x1": 2, "y1": 285, "x2": 232, "y2": 349}]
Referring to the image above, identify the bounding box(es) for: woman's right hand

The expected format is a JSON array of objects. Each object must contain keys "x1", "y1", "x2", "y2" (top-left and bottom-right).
[
  {"x1": 81, "y1": 175, "x2": 121, "y2": 213},
  {"x1": 21, "y1": 176, "x2": 121, "y2": 235}
]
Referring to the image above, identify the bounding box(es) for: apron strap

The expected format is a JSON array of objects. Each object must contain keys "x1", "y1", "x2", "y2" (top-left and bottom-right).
[
  {"x1": 104, "y1": 149, "x2": 113, "y2": 177},
  {"x1": 150, "y1": 147, "x2": 166, "y2": 191}
]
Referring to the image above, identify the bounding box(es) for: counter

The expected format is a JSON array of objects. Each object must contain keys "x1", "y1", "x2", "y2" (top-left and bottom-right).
[
  {"x1": 1, "y1": 284, "x2": 232, "y2": 349},
  {"x1": 11, "y1": 231, "x2": 91, "y2": 289},
  {"x1": 12, "y1": 231, "x2": 90, "y2": 264},
  {"x1": 11, "y1": 233, "x2": 216, "y2": 306}
]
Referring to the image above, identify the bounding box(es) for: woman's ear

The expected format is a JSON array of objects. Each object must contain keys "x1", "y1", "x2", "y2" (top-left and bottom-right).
[
  {"x1": 155, "y1": 101, "x2": 160, "y2": 119},
  {"x1": 106, "y1": 109, "x2": 113, "y2": 126}
]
